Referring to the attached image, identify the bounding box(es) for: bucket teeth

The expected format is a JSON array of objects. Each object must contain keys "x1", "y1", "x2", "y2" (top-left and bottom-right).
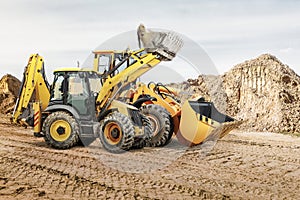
[{"x1": 205, "y1": 120, "x2": 243, "y2": 142}]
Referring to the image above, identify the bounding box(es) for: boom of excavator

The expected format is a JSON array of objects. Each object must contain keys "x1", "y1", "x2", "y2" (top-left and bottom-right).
[{"x1": 11, "y1": 55, "x2": 50, "y2": 130}]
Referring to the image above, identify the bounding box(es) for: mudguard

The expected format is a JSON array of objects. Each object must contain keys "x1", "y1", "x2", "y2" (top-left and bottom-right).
[{"x1": 44, "y1": 104, "x2": 81, "y2": 119}]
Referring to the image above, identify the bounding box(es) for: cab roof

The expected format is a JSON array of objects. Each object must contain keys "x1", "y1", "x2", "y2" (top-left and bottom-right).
[{"x1": 93, "y1": 50, "x2": 126, "y2": 54}]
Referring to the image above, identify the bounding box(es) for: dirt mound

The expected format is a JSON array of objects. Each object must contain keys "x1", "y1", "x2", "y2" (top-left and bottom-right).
[
  {"x1": 223, "y1": 54, "x2": 300, "y2": 133},
  {"x1": 187, "y1": 75, "x2": 227, "y2": 113},
  {"x1": 187, "y1": 54, "x2": 300, "y2": 134},
  {"x1": 0, "y1": 74, "x2": 21, "y2": 114}
]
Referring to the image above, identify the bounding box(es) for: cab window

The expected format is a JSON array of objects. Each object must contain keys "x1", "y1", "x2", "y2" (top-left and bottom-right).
[
  {"x1": 50, "y1": 73, "x2": 64, "y2": 101},
  {"x1": 98, "y1": 54, "x2": 111, "y2": 74}
]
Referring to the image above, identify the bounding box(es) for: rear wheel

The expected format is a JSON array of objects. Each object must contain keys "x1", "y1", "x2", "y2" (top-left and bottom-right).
[
  {"x1": 131, "y1": 114, "x2": 153, "y2": 149},
  {"x1": 140, "y1": 104, "x2": 173, "y2": 147},
  {"x1": 43, "y1": 111, "x2": 80, "y2": 149},
  {"x1": 99, "y1": 112, "x2": 134, "y2": 153}
]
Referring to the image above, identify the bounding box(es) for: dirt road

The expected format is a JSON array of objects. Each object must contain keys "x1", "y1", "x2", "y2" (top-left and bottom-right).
[{"x1": 0, "y1": 114, "x2": 299, "y2": 199}]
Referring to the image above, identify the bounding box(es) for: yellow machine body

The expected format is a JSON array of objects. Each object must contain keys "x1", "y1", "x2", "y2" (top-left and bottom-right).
[
  {"x1": 131, "y1": 82, "x2": 182, "y2": 134},
  {"x1": 130, "y1": 82, "x2": 241, "y2": 145}
]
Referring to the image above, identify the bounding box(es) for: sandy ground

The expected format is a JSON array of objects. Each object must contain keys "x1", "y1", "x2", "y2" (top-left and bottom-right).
[{"x1": 0, "y1": 114, "x2": 299, "y2": 200}]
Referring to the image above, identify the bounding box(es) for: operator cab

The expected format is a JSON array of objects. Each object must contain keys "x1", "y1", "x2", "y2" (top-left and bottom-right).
[
  {"x1": 50, "y1": 68, "x2": 102, "y2": 116},
  {"x1": 93, "y1": 50, "x2": 143, "y2": 76}
]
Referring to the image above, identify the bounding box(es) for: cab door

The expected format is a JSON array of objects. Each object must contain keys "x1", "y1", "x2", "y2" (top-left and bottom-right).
[{"x1": 66, "y1": 72, "x2": 94, "y2": 116}]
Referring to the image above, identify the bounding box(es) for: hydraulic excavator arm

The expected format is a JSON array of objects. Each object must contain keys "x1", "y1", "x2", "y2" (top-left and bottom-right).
[{"x1": 12, "y1": 54, "x2": 50, "y2": 131}]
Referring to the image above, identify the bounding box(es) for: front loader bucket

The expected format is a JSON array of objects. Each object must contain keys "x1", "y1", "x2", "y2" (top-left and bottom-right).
[
  {"x1": 148, "y1": 32, "x2": 184, "y2": 61},
  {"x1": 138, "y1": 24, "x2": 184, "y2": 61},
  {"x1": 177, "y1": 100, "x2": 242, "y2": 146}
]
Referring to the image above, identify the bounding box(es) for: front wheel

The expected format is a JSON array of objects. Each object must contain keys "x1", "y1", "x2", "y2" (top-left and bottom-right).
[
  {"x1": 131, "y1": 114, "x2": 153, "y2": 149},
  {"x1": 43, "y1": 111, "x2": 80, "y2": 149},
  {"x1": 99, "y1": 112, "x2": 134, "y2": 153}
]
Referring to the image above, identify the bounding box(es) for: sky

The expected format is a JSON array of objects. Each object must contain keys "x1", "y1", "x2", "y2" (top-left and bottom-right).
[{"x1": 1, "y1": 0, "x2": 300, "y2": 82}]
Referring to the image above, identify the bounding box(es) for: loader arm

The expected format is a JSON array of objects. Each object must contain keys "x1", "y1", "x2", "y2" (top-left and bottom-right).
[
  {"x1": 12, "y1": 54, "x2": 50, "y2": 124},
  {"x1": 96, "y1": 49, "x2": 162, "y2": 111},
  {"x1": 94, "y1": 30, "x2": 183, "y2": 113}
]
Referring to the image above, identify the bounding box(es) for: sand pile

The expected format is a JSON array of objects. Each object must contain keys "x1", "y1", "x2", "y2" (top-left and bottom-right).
[
  {"x1": 187, "y1": 54, "x2": 300, "y2": 133},
  {"x1": 0, "y1": 74, "x2": 21, "y2": 114}
]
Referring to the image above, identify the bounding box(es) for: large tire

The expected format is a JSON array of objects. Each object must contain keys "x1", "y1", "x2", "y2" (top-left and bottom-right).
[
  {"x1": 140, "y1": 104, "x2": 173, "y2": 147},
  {"x1": 43, "y1": 111, "x2": 80, "y2": 149},
  {"x1": 99, "y1": 112, "x2": 134, "y2": 153},
  {"x1": 131, "y1": 114, "x2": 153, "y2": 149}
]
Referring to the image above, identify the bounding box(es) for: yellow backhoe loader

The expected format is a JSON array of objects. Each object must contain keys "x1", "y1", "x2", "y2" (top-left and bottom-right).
[{"x1": 11, "y1": 30, "x2": 184, "y2": 153}]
